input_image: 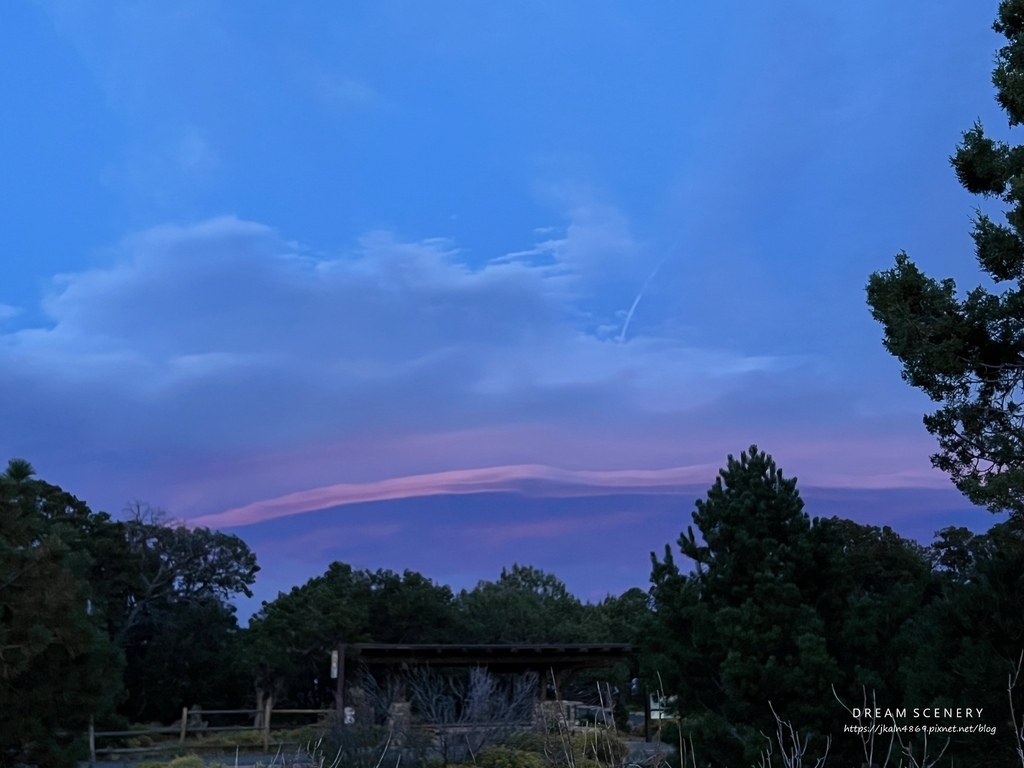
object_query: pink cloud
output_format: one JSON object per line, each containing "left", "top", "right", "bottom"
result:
{"left": 187, "top": 463, "right": 717, "bottom": 529}
{"left": 187, "top": 451, "right": 952, "bottom": 532}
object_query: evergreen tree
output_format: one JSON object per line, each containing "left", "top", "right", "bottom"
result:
{"left": 824, "top": 518, "right": 935, "bottom": 701}
{"left": 867, "top": 0, "right": 1024, "bottom": 517}
{"left": 244, "top": 563, "right": 456, "bottom": 709}
{"left": 0, "top": 460, "right": 124, "bottom": 768}
{"left": 456, "top": 564, "right": 589, "bottom": 644}
{"left": 650, "top": 447, "right": 839, "bottom": 765}
{"left": 900, "top": 522, "right": 1024, "bottom": 767}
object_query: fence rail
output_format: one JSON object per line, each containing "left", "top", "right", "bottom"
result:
{"left": 89, "top": 706, "right": 332, "bottom": 764}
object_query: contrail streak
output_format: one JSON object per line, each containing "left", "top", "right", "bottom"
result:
{"left": 618, "top": 255, "right": 668, "bottom": 344}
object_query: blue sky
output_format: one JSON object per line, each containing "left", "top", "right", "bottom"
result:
{"left": 1, "top": 1, "right": 1011, "bottom": 614}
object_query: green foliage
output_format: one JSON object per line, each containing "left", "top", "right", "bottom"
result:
{"left": 0, "top": 455, "right": 260, "bottom": 759}
{"left": 672, "top": 448, "right": 838, "bottom": 728}
{"left": 586, "top": 585, "right": 653, "bottom": 706}
{"left": 867, "top": 0, "right": 1024, "bottom": 517}
{"left": 205, "top": 729, "right": 264, "bottom": 747}
{"left": 899, "top": 521, "right": 1024, "bottom": 767}
{"left": 454, "top": 566, "right": 632, "bottom": 706}
{"left": 0, "top": 459, "right": 125, "bottom": 768}
{"left": 246, "top": 558, "right": 634, "bottom": 710}
{"left": 369, "top": 567, "right": 457, "bottom": 643}
{"left": 643, "top": 444, "right": 1024, "bottom": 766}
{"left": 318, "top": 718, "right": 391, "bottom": 768}
{"left": 647, "top": 447, "right": 944, "bottom": 767}
{"left": 485, "top": 728, "right": 626, "bottom": 768}
{"left": 501, "top": 731, "right": 547, "bottom": 754}
{"left": 568, "top": 729, "right": 628, "bottom": 765}
{"left": 111, "top": 505, "right": 258, "bottom": 722}
{"left": 862, "top": 7, "right": 1024, "bottom": 750}
{"left": 822, "top": 519, "right": 936, "bottom": 698}
{"left": 478, "top": 745, "right": 546, "bottom": 768}
{"left": 166, "top": 755, "right": 209, "bottom": 768}
{"left": 130, "top": 756, "right": 228, "bottom": 768}
{"left": 246, "top": 564, "right": 456, "bottom": 707}
{"left": 456, "top": 564, "right": 590, "bottom": 643}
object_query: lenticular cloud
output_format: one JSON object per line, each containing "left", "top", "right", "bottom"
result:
{"left": 188, "top": 462, "right": 719, "bottom": 529}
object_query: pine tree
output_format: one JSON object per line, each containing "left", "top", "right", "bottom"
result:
{"left": 0, "top": 460, "right": 124, "bottom": 768}
{"left": 867, "top": 0, "right": 1024, "bottom": 517}
{"left": 652, "top": 447, "right": 838, "bottom": 765}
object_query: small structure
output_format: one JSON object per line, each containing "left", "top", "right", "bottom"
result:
{"left": 334, "top": 643, "right": 637, "bottom": 736}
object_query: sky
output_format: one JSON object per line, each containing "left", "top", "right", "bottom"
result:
{"left": 1, "top": 1, "right": 1015, "bottom": 616}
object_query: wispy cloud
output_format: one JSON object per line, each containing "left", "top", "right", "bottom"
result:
{"left": 188, "top": 463, "right": 716, "bottom": 529}
{"left": 188, "top": 455, "right": 953, "bottom": 532}
{"left": 0, "top": 214, "right": 782, "bottom": 487}
{"left": 0, "top": 212, "right": 938, "bottom": 522}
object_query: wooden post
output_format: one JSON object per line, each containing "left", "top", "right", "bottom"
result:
{"left": 338, "top": 644, "right": 345, "bottom": 712}
{"left": 88, "top": 716, "right": 96, "bottom": 766}
{"left": 261, "top": 697, "right": 272, "bottom": 753}
{"left": 180, "top": 707, "right": 188, "bottom": 744}
{"left": 643, "top": 689, "right": 651, "bottom": 743}
{"left": 334, "top": 643, "right": 346, "bottom": 714}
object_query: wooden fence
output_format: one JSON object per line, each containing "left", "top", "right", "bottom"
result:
{"left": 89, "top": 705, "right": 332, "bottom": 764}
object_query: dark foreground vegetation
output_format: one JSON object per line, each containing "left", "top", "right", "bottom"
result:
{"left": 3, "top": 443, "right": 1024, "bottom": 768}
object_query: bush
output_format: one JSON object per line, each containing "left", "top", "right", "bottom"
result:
{"left": 501, "top": 730, "right": 546, "bottom": 754}
{"left": 205, "top": 729, "right": 262, "bottom": 747}
{"left": 274, "top": 725, "right": 321, "bottom": 747}
{"left": 478, "top": 745, "right": 546, "bottom": 768}
{"left": 318, "top": 721, "right": 391, "bottom": 768}
{"left": 168, "top": 755, "right": 209, "bottom": 768}
{"left": 569, "top": 729, "right": 628, "bottom": 765}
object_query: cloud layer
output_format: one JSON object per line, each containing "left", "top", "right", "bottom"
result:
{"left": 1, "top": 213, "right": 826, "bottom": 517}
{"left": 188, "top": 463, "right": 717, "bottom": 528}
{"left": 190, "top": 457, "right": 953, "bottom": 532}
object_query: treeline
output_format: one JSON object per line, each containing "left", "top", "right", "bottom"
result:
{"left": 0, "top": 458, "right": 642, "bottom": 767}
{"left": 645, "top": 446, "right": 1024, "bottom": 768}
{"left": 0, "top": 459, "right": 258, "bottom": 767}
{"left": 244, "top": 559, "right": 648, "bottom": 716}
{"left": 3, "top": 447, "right": 1023, "bottom": 767}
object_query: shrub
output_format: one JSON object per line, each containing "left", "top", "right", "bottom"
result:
{"left": 317, "top": 721, "right": 391, "bottom": 768}
{"left": 273, "top": 725, "right": 321, "bottom": 747}
{"left": 478, "top": 745, "right": 546, "bottom": 768}
{"left": 569, "top": 729, "right": 628, "bottom": 765}
{"left": 168, "top": 755, "right": 209, "bottom": 768}
{"left": 204, "top": 728, "right": 263, "bottom": 747}
{"left": 501, "top": 730, "right": 546, "bottom": 754}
